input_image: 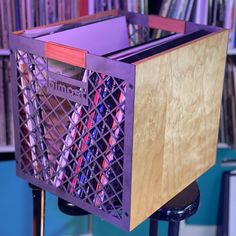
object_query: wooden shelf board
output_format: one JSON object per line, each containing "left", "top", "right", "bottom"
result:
{"left": 228, "top": 48, "right": 236, "bottom": 55}
{"left": 0, "top": 145, "right": 15, "bottom": 153}
{"left": 218, "top": 143, "right": 230, "bottom": 149}
{"left": 0, "top": 49, "right": 10, "bottom": 56}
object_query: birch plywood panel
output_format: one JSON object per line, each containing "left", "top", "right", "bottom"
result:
{"left": 130, "top": 30, "right": 228, "bottom": 230}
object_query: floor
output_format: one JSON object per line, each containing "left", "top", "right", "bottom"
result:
{"left": 80, "top": 220, "right": 217, "bottom": 236}
{"left": 179, "top": 222, "right": 216, "bottom": 236}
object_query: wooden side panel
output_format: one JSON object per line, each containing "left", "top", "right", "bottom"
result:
{"left": 45, "top": 42, "right": 87, "bottom": 68}
{"left": 130, "top": 30, "right": 228, "bottom": 230}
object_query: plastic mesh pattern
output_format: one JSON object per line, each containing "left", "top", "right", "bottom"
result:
{"left": 15, "top": 50, "right": 126, "bottom": 220}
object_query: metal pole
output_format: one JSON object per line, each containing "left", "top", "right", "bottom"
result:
{"left": 29, "top": 184, "right": 45, "bottom": 236}
{"left": 88, "top": 215, "right": 93, "bottom": 236}
{"left": 168, "top": 221, "right": 179, "bottom": 236}
{"left": 149, "top": 218, "right": 158, "bottom": 236}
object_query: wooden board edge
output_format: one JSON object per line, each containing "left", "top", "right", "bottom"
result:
{"left": 45, "top": 42, "right": 87, "bottom": 68}
{"left": 148, "top": 15, "right": 186, "bottom": 33}
{"left": 133, "top": 29, "right": 229, "bottom": 66}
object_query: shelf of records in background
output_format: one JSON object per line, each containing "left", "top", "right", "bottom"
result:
{"left": 0, "top": 0, "right": 148, "bottom": 149}
{"left": 0, "top": 0, "right": 143, "bottom": 150}
{"left": 1, "top": 0, "right": 236, "bottom": 151}
{"left": 219, "top": 57, "right": 236, "bottom": 150}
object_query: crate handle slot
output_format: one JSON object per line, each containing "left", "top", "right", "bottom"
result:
{"left": 45, "top": 42, "right": 87, "bottom": 68}
{"left": 148, "top": 15, "right": 186, "bottom": 33}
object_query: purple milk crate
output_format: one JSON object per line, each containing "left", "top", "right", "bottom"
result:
{"left": 9, "top": 10, "right": 226, "bottom": 230}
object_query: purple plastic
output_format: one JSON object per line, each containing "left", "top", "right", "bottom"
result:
{"left": 87, "top": 54, "right": 135, "bottom": 82}
{"left": 120, "top": 10, "right": 148, "bottom": 27}
{"left": 9, "top": 34, "right": 45, "bottom": 56}
{"left": 47, "top": 71, "right": 88, "bottom": 105}
{"left": 185, "top": 21, "right": 221, "bottom": 33}
{"left": 121, "top": 74, "right": 135, "bottom": 228}
{"left": 12, "top": 49, "right": 133, "bottom": 229}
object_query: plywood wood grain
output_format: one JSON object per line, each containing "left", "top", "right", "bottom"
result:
{"left": 45, "top": 42, "right": 87, "bottom": 68}
{"left": 130, "top": 30, "right": 228, "bottom": 230}
{"left": 148, "top": 15, "right": 186, "bottom": 33}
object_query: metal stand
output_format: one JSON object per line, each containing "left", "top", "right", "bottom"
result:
{"left": 29, "top": 183, "right": 45, "bottom": 236}
{"left": 149, "top": 218, "right": 158, "bottom": 236}
{"left": 149, "top": 181, "right": 200, "bottom": 236}
{"left": 88, "top": 215, "right": 93, "bottom": 235}
{"left": 58, "top": 198, "right": 92, "bottom": 235}
{"left": 167, "top": 222, "right": 180, "bottom": 236}
{"left": 27, "top": 181, "right": 198, "bottom": 236}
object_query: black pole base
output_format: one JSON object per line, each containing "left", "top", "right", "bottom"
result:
{"left": 58, "top": 198, "right": 89, "bottom": 216}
